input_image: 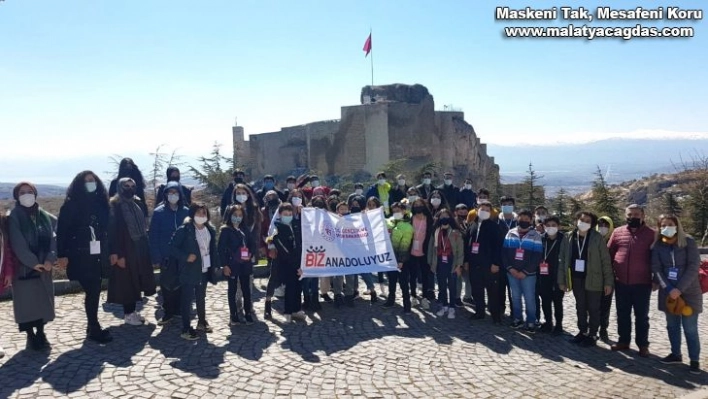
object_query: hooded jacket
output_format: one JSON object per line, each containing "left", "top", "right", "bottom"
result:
{"left": 169, "top": 217, "right": 218, "bottom": 286}
{"left": 387, "top": 215, "right": 414, "bottom": 264}
{"left": 155, "top": 167, "right": 192, "bottom": 208}
{"left": 149, "top": 182, "right": 189, "bottom": 265}
{"left": 597, "top": 216, "right": 615, "bottom": 242}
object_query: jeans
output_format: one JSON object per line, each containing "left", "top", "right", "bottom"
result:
{"left": 470, "top": 266, "right": 501, "bottom": 321}
{"left": 302, "top": 277, "right": 319, "bottom": 297}
{"left": 78, "top": 278, "right": 102, "bottom": 330}
{"left": 436, "top": 256, "right": 457, "bottom": 307}
{"left": 499, "top": 268, "right": 513, "bottom": 316}
{"left": 666, "top": 312, "right": 701, "bottom": 362}
{"left": 332, "top": 276, "right": 345, "bottom": 296}
{"left": 572, "top": 276, "right": 602, "bottom": 336}
{"left": 227, "top": 271, "right": 252, "bottom": 317}
{"left": 181, "top": 273, "right": 208, "bottom": 332}
{"left": 360, "top": 273, "right": 375, "bottom": 291}
{"left": 507, "top": 272, "right": 537, "bottom": 325}
{"left": 456, "top": 268, "right": 471, "bottom": 299}
{"left": 615, "top": 282, "right": 651, "bottom": 347}
{"left": 386, "top": 270, "right": 411, "bottom": 310}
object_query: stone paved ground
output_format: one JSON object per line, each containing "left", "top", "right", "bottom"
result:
{"left": 0, "top": 277, "right": 707, "bottom": 399}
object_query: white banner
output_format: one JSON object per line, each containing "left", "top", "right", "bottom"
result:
{"left": 300, "top": 207, "right": 399, "bottom": 277}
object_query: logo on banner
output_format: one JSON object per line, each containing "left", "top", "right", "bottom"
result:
{"left": 321, "top": 221, "right": 336, "bottom": 242}
{"left": 319, "top": 220, "right": 370, "bottom": 240}
{"left": 305, "top": 246, "right": 327, "bottom": 267}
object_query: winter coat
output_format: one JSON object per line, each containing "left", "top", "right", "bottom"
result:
{"left": 597, "top": 216, "right": 615, "bottom": 242}
{"left": 56, "top": 196, "right": 110, "bottom": 282}
{"left": 389, "top": 185, "right": 409, "bottom": 205}
{"left": 273, "top": 220, "right": 302, "bottom": 277}
{"left": 558, "top": 229, "right": 614, "bottom": 292}
{"left": 437, "top": 184, "right": 459, "bottom": 208}
{"left": 387, "top": 216, "right": 414, "bottom": 264}
{"left": 8, "top": 205, "right": 56, "bottom": 325}
{"left": 537, "top": 232, "right": 565, "bottom": 292}
{"left": 218, "top": 225, "right": 258, "bottom": 275}
{"left": 149, "top": 203, "right": 189, "bottom": 265}
{"left": 410, "top": 213, "right": 434, "bottom": 259}
{"left": 107, "top": 198, "right": 156, "bottom": 305}
{"left": 608, "top": 224, "right": 655, "bottom": 285}
{"left": 502, "top": 227, "right": 543, "bottom": 276}
{"left": 0, "top": 231, "right": 17, "bottom": 296}
{"left": 458, "top": 188, "right": 477, "bottom": 209}
{"left": 463, "top": 219, "right": 503, "bottom": 271}
{"left": 427, "top": 228, "right": 464, "bottom": 273}
{"left": 109, "top": 179, "right": 147, "bottom": 217}
{"left": 415, "top": 183, "right": 434, "bottom": 201}
{"left": 169, "top": 219, "right": 218, "bottom": 286}
{"left": 652, "top": 237, "right": 703, "bottom": 314}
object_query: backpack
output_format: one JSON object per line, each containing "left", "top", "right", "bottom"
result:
{"left": 699, "top": 259, "right": 708, "bottom": 294}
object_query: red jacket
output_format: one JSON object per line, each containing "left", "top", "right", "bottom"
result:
{"left": 608, "top": 224, "right": 655, "bottom": 285}
{"left": 0, "top": 232, "right": 16, "bottom": 295}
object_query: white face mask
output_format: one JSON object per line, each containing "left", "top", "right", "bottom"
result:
{"left": 398, "top": 179, "right": 406, "bottom": 186}
{"left": 194, "top": 216, "right": 208, "bottom": 226}
{"left": 378, "top": 179, "right": 386, "bottom": 186}
{"left": 85, "top": 182, "right": 97, "bottom": 193}
{"left": 545, "top": 226, "right": 559, "bottom": 236}
{"left": 423, "top": 178, "right": 431, "bottom": 185}
{"left": 478, "top": 210, "right": 491, "bottom": 221}
{"left": 311, "top": 180, "right": 320, "bottom": 187}
{"left": 598, "top": 227, "right": 609, "bottom": 236}
{"left": 235, "top": 194, "right": 248, "bottom": 204}
{"left": 444, "top": 179, "right": 453, "bottom": 186}
{"left": 661, "top": 226, "right": 677, "bottom": 238}
{"left": 19, "top": 193, "right": 36, "bottom": 208}
{"left": 577, "top": 221, "right": 591, "bottom": 232}
{"left": 407, "top": 195, "right": 418, "bottom": 203}
{"left": 287, "top": 183, "right": 295, "bottom": 190}
{"left": 291, "top": 197, "right": 303, "bottom": 207}
{"left": 430, "top": 198, "right": 441, "bottom": 207}
{"left": 355, "top": 189, "right": 363, "bottom": 195}
{"left": 536, "top": 214, "right": 547, "bottom": 222}
{"left": 393, "top": 212, "right": 403, "bottom": 220}
{"left": 464, "top": 184, "right": 472, "bottom": 190}
{"left": 167, "top": 194, "right": 180, "bottom": 204}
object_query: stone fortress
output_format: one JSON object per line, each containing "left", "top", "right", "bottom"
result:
{"left": 232, "top": 84, "right": 498, "bottom": 185}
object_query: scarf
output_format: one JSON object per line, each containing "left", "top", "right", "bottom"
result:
{"left": 117, "top": 178, "right": 147, "bottom": 242}
{"left": 15, "top": 204, "right": 52, "bottom": 257}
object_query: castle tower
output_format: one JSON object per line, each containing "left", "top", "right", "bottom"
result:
{"left": 232, "top": 120, "right": 249, "bottom": 169}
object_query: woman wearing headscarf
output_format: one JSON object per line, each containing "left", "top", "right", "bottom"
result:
{"left": 108, "top": 158, "right": 148, "bottom": 217}
{"left": 0, "top": 214, "right": 18, "bottom": 357}
{"left": 8, "top": 182, "right": 57, "bottom": 350}
{"left": 107, "top": 177, "right": 156, "bottom": 326}
{"left": 56, "top": 171, "right": 113, "bottom": 343}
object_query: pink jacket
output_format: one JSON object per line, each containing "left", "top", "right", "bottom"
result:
{"left": 0, "top": 232, "right": 16, "bottom": 295}
{"left": 608, "top": 224, "right": 655, "bottom": 285}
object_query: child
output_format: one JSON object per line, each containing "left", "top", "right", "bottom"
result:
{"left": 427, "top": 209, "right": 464, "bottom": 319}
{"left": 271, "top": 203, "right": 304, "bottom": 323}
{"left": 219, "top": 204, "right": 257, "bottom": 325}
{"left": 383, "top": 202, "right": 413, "bottom": 313}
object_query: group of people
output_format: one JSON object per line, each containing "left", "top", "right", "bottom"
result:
{"left": 0, "top": 161, "right": 702, "bottom": 376}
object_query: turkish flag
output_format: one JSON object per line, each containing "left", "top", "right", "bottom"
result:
{"left": 363, "top": 33, "right": 372, "bottom": 57}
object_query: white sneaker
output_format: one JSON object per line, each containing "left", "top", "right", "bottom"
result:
{"left": 284, "top": 314, "right": 293, "bottom": 323}
{"left": 421, "top": 298, "right": 431, "bottom": 310}
{"left": 124, "top": 313, "right": 143, "bottom": 326}
{"left": 292, "top": 311, "right": 306, "bottom": 320}
{"left": 136, "top": 311, "right": 145, "bottom": 323}
{"left": 379, "top": 283, "right": 387, "bottom": 297}
{"left": 274, "top": 285, "right": 285, "bottom": 297}
{"left": 412, "top": 297, "right": 419, "bottom": 307}
{"left": 447, "top": 308, "right": 456, "bottom": 319}
{"left": 436, "top": 306, "right": 448, "bottom": 317}
{"left": 0, "top": 345, "right": 5, "bottom": 359}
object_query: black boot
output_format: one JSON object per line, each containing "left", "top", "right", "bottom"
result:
{"left": 87, "top": 326, "right": 113, "bottom": 344}
{"left": 334, "top": 294, "right": 344, "bottom": 308}
{"left": 302, "top": 295, "right": 311, "bottom": 311}
{"left": 35, "top": 326, "right": 50, "bottom": 349}
{"left": 344, "top": 295, "right": 356, "bottom": 308}
{"left": 26, "top": 331, "right": 41, "bottom": 351}
{"left": 370, "top": 290, "right": 378, "bottom": 304}
{"left": 310, "top": 295, "right": 322, "bottom": 311}
{"left": 264, "top": 300, "right": 273, "bottom": 320}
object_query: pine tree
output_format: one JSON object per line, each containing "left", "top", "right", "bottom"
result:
{"left": 189, "top": 142, "right": 235, "bottom": 196}
{"left": 521, "top": 162, "right": 545, "bottom": 211}
{"left": 553, "top": 187, "right": 571, "bottom": 226}
{"left": 660, "top": 192, "right": 682, "bottom": 216}
{"left": 591, "top": 165, "right": 621, "bottom": 224}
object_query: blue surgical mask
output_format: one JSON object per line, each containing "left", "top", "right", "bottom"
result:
{"left": 85, "top": 182, "right": 97, "bottom": 193}
{"left": 231, "top": 216, "right": 242, "bottom": 225}
{"left": 264, "top": 181, "right": 274, "bottom": 189}
{"left": 282, "top": 215, "right": 293, "bottom": 224}
{"left": 502, "top": 205, "right": 514, "bottom": 214}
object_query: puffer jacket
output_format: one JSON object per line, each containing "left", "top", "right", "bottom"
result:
{"left": 608, "top": 224, "right": 655, "bottom": 285}
{"left": 387, "top": 216, "right": 413, "bottom": 264}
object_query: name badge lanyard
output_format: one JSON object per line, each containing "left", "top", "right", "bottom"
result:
{"left": 544, "top": 239, "right": 558, "bottom": 263}
{"left": 576, "top": 234, "right": 588, "bottom": 260}
{"left": 196, "top": 229, "right": 210, "bottom": 258}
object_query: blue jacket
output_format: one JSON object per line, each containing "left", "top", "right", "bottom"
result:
{"left": 502, "top": 228, "right": 544, "bottom": 275}
{"left": 149, "top": 182, "right": 189, "bottom": 264}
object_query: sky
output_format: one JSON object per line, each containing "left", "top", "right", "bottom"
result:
{"left": 0, "top": 0, "right": 706, "bottom": 183}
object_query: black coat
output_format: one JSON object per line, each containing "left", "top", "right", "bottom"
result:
{"left": 56, "top": 197, "right": 110, "bottom": 282}
{"left": 389, "top": 185, "right": 408, "bottom": 205}
{"left": 437, "top": 184, "right": 460, "bottom": 208}
{"left": 109, "top": 179, "right": 147, "bottom": 217}
{"left": 218, "top": 225, "right": 258, "bottom": 275}
{"left": 463, "top": 219, "right": 503, "bottom": 269}
{"left": 273, "top": 220, "right": 302, "bottom": 277}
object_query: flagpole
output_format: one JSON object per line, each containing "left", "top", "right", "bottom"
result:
{"left": 369, "top": 28, "right": 374, "bottom": 88}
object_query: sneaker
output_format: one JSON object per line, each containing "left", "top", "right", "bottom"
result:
{"left": 690, "top": 361, "right": 701, "bottom": 374}
{"left": 124, "top": 313, "right": 143, "bottom": 326}
{"left": 157, "top": 314, "right": 173, "bottom": 326}
{"left": 378, "top": 283, "right": 387, "bottom": 297}
{"left": 230, "top": 315, "right": 241, "bottom": 326}
{"left": 284, "top": 314, "right": 293, "bottom": 323}
{"left": 421, "top": 298, "right": 431, "bottom": 310}
{"left": 244, "top": 313, "right": 254, "bottom": 325}
{"left": 510, "top": 320, "right": 524, "bottom": 329}
{"left": 411, "top": 297, "right": 419, "bottom": 307}
{"left": 660, "top": 354, "right": 683, "bottom": 364}
{"left": 534, "top": 320, "right": 542, "bottom": 328}
{"left": 382, "top": 300, "right": 395, "bottom": 308}
{"left": 436, "top": 307, "right": 448, "bottom": 317}
{"left": 525, "top": 324, "right": 536, "bottom": 334}
{"left": 462, "top": 297, "right": 474, "bottom": 305}
{"left": 321, "top": 293, "right": 334, "bottom": 303}
{"left": 580, "top": 336, "right": 598, "bottom": 347}
{"left": 196, "top": 322, "right": 213, "bottom": 333}
{"left": 599, "top": 329, "right": 609, "bottom": 342}
{"left": 135, "top": 311, "right": 146, "bottom": 323}
{"left": 454, "top": 298, "right": 463, "bottom": 308}
{"left": 274, "top": 285, "right": 285, "bottom": 298}
{"left": 447, "top": 308, "right": 456, "bottom": 319}
{"left": 292, "top": 311, "right": 306, "bottom": 320}
{"left": 571, "top": 333, "right": 586, "bottom": 344}
{"left": 180, "top": 328, "right": 199, "bottom": 341}
{"left": 87, "top": 328, "right": 113, "bottom": 344}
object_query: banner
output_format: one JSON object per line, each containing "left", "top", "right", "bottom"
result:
{"left": 300, "top": 207, "right": 398, "bottom": 277}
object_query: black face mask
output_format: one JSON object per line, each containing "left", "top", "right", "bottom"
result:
{"left": 234, "top": 177, "right": 244, "bottom": 183}
{"left": 412, "top": 206, "right": 426, "bottom": 214}
{"left": 350, "top": 206, "right": 361, "bottom": 213}
{"left": 267, "top": 198, "right": 279, "bottom": 207}
{"left": 518, "top": 221, "right": 532, "bottom": 229}
{"left": 439, "top": 217, "right": 451, "bottom": 226}
{"left": 313, "top": 202, "right": 326, "bottom": 209}
{"left": 169, "top": 174, "right": 180, "bottom": 182}
{"left": 627, "top": 217, "right": 642, "bottom": 228}
{"left": 121, "top": 188, "right": 135, "bottom": 199}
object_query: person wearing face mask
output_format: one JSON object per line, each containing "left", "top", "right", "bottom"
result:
{"left": 342, "top": 196, "right": 377, "bottom": 304}
{"left": 466, "top": 188, "right": 499, "bottom": 224}
{"left": 408, "top": 198, "right": 435, "bottom": 309}
{"left": 107, "top": 178, "right": 155, "bottom": 326}
{"left": 220, "top": 169, "right": 254, "bottom": 216}
{"left": 219, "top": 204, "right": 258, "bottom": 326}
{"left": 415, "top": 171, "right": 435, "bottom": 201}
{"left": 458, "top": 178, "right": 477, "bottom": 210}
{"left": 463, "top": 201, "right": 504, "bottom": 323}
{"left": 149, "top": 181, "right": 189, "bottom": 326}
{"left": 271, "top": 204, "right": 305, "bottom": 323}
{"left": 536, "top": 216, "right": 566, "bottom": 335}
{"left": 651, "top": 215, "right": 702, "bottom": 374}
{"left": 428, "top": 210, "right": 464, "bottom": 319}
{"left": 155, "top": 166, "right": 193, "bottom": 209}
{"left": 607, "top": 204, "right": 656, "bottom": 356}
{"left": 8, "top": 182, "right": 57, "bottom": 351}
{"left": 382, "top": 202, "right": 414, "bottom": 313}
{"left": 427, "top": 190, "right": 448, "bottom": 215}
{"left": 558, "top": 211, "right": 613, "bottom": 348}
{"left": 501, "top": 210, "right": 543, "bottom": 333}
{"left": 406, "top": 187, "right": 420, "bottom": 205}
{"left": 365, "top": 172, "right": 392, "bottom": 216}
{"left": 169, "top": 203, "right": 218, "bottom": 340}
{"left": 349, "top": 183, "right": 365, "bottom": 201}
{"left": 301, "top": 174, "right": 330, "bottom": 202}
{"left": 229, "top": 184, "right": 262, "bottom": 317}
{"left": 56, "top": 171, "right": 113, "bottom": 343}
{"left": 453, "top": 204, "right": 472, "bottom": 306}
{"left": 497, "top": 196, "right": 517, "bottom": 318}
{"left": 256, "top": 175, "right": 284, "bottom": 208}
{"left": 437, "top": 172, "right": 459, "bottom": 209}
{"left": 596, "top": 216, "right": 615, "bottom": 341}
{"left": 534, "top": 206, "right": 549, "bottom": 234}
{"left": 108, "top": 158, "right": 148, "bottom": 217}
{"left": 282, "top": 176, "right": 297, "bottom": 201}
{"left": 389, "top": 174, "right": 409, "bottom": 206}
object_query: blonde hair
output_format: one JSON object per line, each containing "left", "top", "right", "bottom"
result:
{"left": 654, "top": 214, "right": 688, "bottom": 248}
